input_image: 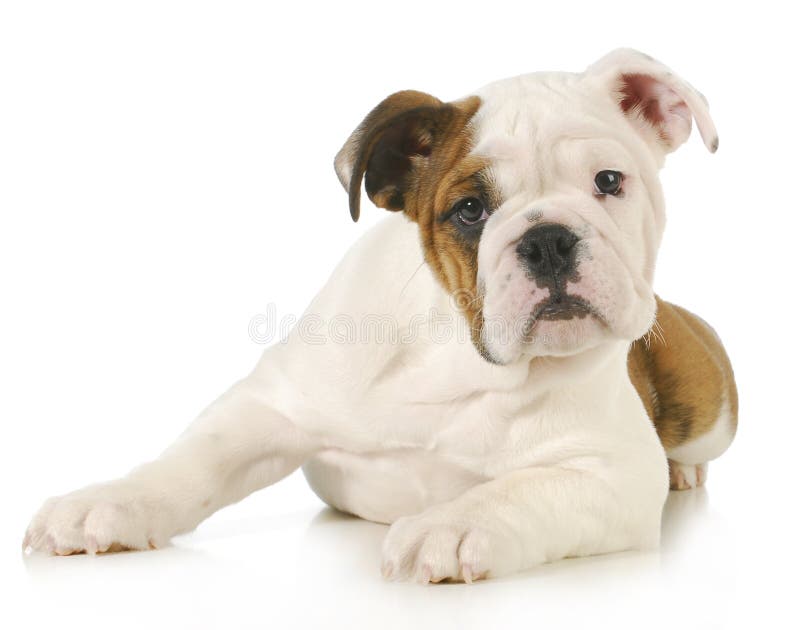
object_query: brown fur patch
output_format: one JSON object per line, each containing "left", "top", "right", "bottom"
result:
{"left": 337, "top": 93, "right": 488, "bottom": 332}
{"left": 628, "top": 296, "right": 738, "bottom": 451}
{"left": 412, "top": 151, "right": 493, "bottom": 341}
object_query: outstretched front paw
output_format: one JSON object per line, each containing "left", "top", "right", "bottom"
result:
{"left": 381, "top": 509, "right": 518, "bottom": 583}
{"left": 23, "top": 482, "right": 172, "bottom": 556}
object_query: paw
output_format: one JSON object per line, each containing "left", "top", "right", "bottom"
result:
{"left": 669, "top": 460, "right": 708, "bottom": 490}
{"left": 23, "top": 482, "right": 172, "bottom": 556}
{"left": 381, "top": 510, "right": 516, "bottom": 583}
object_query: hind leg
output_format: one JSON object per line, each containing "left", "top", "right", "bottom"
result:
{"left": 665, "top": 403, "right": 735, "bottom": 491}
{"left": 668, "top": 460, "right": 708, "bottom": 490}
{"left": 628, "top": 298, "right": 738, "bottom": 492}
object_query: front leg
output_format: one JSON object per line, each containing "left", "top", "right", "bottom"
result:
{"left": 382, "top": 462, "right": 667, "bottom": 583}
{"left": 24, "top": 378, "right": 318, "bottom": 555}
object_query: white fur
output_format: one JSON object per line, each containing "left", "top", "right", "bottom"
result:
{"left": 25, "top": 50, "right": 719, "bottom": 582}
{"left": 473, "top": 70, "right": 665, "bottom": 363}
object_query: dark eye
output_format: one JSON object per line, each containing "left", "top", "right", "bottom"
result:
{"left": 454, "top": 197, "right": 489, "bottom": 225}
{"left": 594, "top": 170, "right": 624, "bottom": 196}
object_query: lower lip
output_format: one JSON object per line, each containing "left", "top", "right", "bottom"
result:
{"left": 535, "top": 302, "right": 592, "bottom": 321}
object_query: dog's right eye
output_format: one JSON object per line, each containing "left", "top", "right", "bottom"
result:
{"left": 454, "top": 197, "right": 489, "bottom": 226}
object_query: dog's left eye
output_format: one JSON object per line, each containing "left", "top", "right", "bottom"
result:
{"left": 594, "top": 170, "right": 624, "bottom": 196}
{"left": 454, "top": 197, "right": 489, "bottom": 226}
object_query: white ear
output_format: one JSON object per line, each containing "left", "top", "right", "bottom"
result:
{"left": 585, "top": 48, "right": 718, "bottom": 154}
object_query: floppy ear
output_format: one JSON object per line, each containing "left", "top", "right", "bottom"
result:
{"left": 585, "top": 48, "right": 718, "bottom": 155}
{"left": 335, "top": 90, "right": 476, "bottom": 222}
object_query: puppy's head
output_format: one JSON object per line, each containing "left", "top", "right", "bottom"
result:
{"left": 335, "top": 49, "right": 718, "bottom": 364}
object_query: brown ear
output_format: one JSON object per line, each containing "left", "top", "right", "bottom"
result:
{"left": 335, "top": 90, "right": 473, "bottom": 222}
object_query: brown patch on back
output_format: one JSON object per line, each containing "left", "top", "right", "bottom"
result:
{"left": 628, "top": 296, "right": 738, "bottom": 451}
{"left": 336, "top": 92, "right": 490, "bottom": 333}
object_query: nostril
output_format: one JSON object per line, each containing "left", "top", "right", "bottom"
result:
{"left": 555, "top": 235, "right": 576, "bottom": 257}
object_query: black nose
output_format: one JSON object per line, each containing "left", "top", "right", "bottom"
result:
{"left": 516, "top": 224, "right": 579, "bottom": 287}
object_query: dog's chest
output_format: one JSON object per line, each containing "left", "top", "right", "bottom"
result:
{"left": 301, "top": 399, "right": 544, "bottom": 524}
{"left": 302, "top": 382, "right": 605, "bottom": 525}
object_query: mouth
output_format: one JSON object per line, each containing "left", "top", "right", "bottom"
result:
{"left": 477, "top": 293, "right": 608, "bottom": 364}
{"left": 524, "top": 295, "right": 601, "bottom": 332}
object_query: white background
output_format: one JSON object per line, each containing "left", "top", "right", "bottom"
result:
{"left": 1, "top": 1, "right": 797, "bottom": 628}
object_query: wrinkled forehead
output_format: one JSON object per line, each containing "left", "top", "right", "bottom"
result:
{"left": 468, "top": 71, "right": 632, "bottom": 197}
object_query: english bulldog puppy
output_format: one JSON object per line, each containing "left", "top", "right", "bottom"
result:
{"left": 24, "top": 49, "right": 737, "bottom": 583}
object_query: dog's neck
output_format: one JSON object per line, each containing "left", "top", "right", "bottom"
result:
{"left": 501, "top": 338, "right": 631, "bottom": 398}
